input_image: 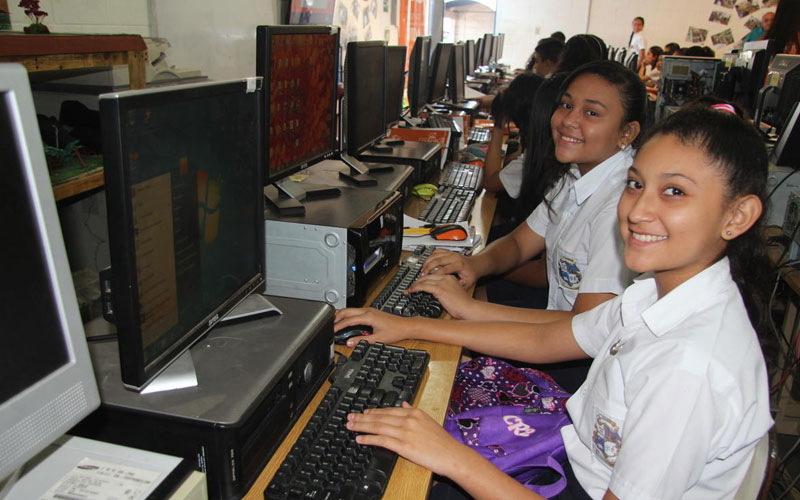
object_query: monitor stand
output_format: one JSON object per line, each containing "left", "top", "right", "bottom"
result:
{"left": 339, "top": 153, "right": 392, "bottom": 186}
{"left": 141, "top": 294, "right": 282, "bottom": 395}
{"left": 264, "top": 178, "right": 341, "bottom": 216}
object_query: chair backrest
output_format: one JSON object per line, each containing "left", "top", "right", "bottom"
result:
{"left": 615, "top": 48, "right": 626, "bottom": 63}
{"left": 733, "top": 429, "right": 777, "bottom": 500}
{"left": 626, "top": 52, "right": 639, "bottom": 72}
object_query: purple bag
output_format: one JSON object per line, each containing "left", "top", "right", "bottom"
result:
{"left": 445, "top": 357, "right": 572, "bottom": 498}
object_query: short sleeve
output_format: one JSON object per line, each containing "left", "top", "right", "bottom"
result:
{"left": 499, "top": 158, "right": 523, "bottom": 199}
{"left": 526, "top": 199, "right": 548, "bottom": 237}
{"left": 571, "top": 297, "right": 620, "bottom": 358}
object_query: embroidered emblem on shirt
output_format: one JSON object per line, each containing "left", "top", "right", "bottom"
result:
{"left": 592, "top": 413, "right": 622, "bottom": 467}
{"left": 558, "top": 256, "right": 582, "bottom": 290}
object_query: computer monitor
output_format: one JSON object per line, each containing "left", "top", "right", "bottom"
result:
{"left": 449, "top": 43, "right": 466, "bottom": 103}
{"left": 407, "top": 35, "right": 431, "bottom": 118}
{"left": 465, "top": 39, "right": 476, "bottom": 75}
{"left": 0, "top": 64, "right": 101, "bottom": 481}
{"left": 773, "top": 102, "right": 800, "bottom": 169}
{"left": 481, "top": 34, "right": 494, "bottom": 66}
{"left": 256, "top": 25, "right": 340, "bottom": 211}
{"left": 733, "top": 39, "right": 778, "bottom": 115}
{"left": 428, "top": 42, "right": 454, "bottom": 103}
{"left": 346, "top": 40, "right": 387, "bottom": 156}
{"left": 496, "top": 33, "right": 505, "bottom": 61}
{"left": 385, "top": 45, "right": 407, "bottom": 128}
{"left": 475, "top": 37, "right": 484, "bottom": 69}
{"left": 100, "top": 79, "right": 266, "bottom": 392}
{"left": 757, "top": 54, "right": 800, "bottom": 133}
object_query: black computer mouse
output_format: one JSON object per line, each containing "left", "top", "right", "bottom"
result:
{"left": 334, "top": 324, "right": 373, "bottom": 344}
{"left": 429, "top": 224, "right": 468, "bottom": 241}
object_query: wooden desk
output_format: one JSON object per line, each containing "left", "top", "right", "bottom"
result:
{"left": 244, "top": 188, "right": 497, "bottom": 500}
{"left": 0, "top": 33, "right": 148, "bottom": 202}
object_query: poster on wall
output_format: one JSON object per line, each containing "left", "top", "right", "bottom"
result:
{"left": 711, "top": 28, "right": 735, "bottom": 47}
{"left": 709, "top": 10, "right": 731, "bottom": 25}
{"left": 686, "top": 27, "right": 709, "bottom": 43}
{"left": 289, "top": 0, "right": 335, "bottom": 25}
{"left": 734, "top": 1, "right": 759, "bottom": 19}
{"left": 713, "top": 0, "right": 736, "bottom": 8}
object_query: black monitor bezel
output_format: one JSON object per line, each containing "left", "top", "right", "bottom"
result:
{"left": 385, "top": 45, "right": 408, "bottom": 128}
{"left": 408, "top": 35, "right": 431, "bottom": 118}
{"left": 465, "top": 39, "right": 475, "bottom": 75}
{"left": 346, "top": 40, "right": 388, "bottom": 155}
{"left": 101, "top": 79, "right": 266, "bottom": 391}
{"left": 481, "top": 34, "right": 494, "bottom": 66}
{"left": 496, "top": 33, "right": 505, "bottom": 60}
{"left": 256, "top": 24, "right": 340, "bottom": 184}
{"left": 774, "top": 102, "right": 800, "bottom": 168}
{"left": 429, "top": 42, "right": 454, "bottom": 103}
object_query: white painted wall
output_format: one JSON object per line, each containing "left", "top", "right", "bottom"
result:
{"left": 495, "top": 0, "right": 591, "bottom": 71}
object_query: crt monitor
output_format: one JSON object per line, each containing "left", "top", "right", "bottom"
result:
{"left": 407, "top": 35, "right": 431, "bottom": 118}
{"left": 428, "top": 42, "right": 454, "bottom": 103}
{"left": 256, "top": 25, "right": 340, "bottom": 203}
{"left": 345, "top": 40, "right": 387, "bottom": 156}
{"left": 385, "top": 45, "right": 407, "bottom": 128}
{"left": 449, "top": 43, "right": 466, "bottom": 103}
{"left": 465, "top": 39, "right": 476, "bottom": 75}
{"left": 0, "top": 63, "right": 101, "bottom": 480}
{"left": 100, "top": 78, "right": 266, "bottom": 391}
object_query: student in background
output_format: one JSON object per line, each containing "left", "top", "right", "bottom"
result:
{"left": 664, "top": 42, "right": 681, "bottom": 55}
{"left": 338, "top": 106, "right": 773, "bottom": 500}
{"left": 627, "top": 16, "right": 647, "bottom": 71}
{"left": 638, "top": 45, "right": 662, "bottom": 81}
{"left": 745, "top": 11, "right": 775, "bottom": 42}
{"left": 525, "top": 38, "right": 564, "bottom": 77}
{"left": 554, "top": 34, "right": 607, "bottom": 74}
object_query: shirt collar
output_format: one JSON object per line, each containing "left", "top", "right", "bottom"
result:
{"left": 572, "top": 150, "right": 631, "bottom": 205}
{"left": 620, "top": 257, "right": 735, "bottom": 337}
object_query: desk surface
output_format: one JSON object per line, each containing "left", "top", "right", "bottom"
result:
{"left": 243, "top": 184, "right": 496, "bottom": 500}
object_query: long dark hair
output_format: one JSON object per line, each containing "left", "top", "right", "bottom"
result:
{"left": 642, "top": 106, "right": 770, "bottom": 331}
{"left": 554, "top": 34, "right": 606, "bottom": 74}
{"left": 515, "top": 73, "right": 567, "bottom": 223}
{"left": 765, "top": 0, "right": 800, "bottom": 53}
{"left": 490, "top": 72, "right": 545, "bottom": 141}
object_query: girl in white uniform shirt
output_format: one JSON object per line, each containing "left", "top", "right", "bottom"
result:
{"left": 404, "top": 60, "right": 644, "bottom": 327}
{"left": 335, "top": 105, "right": 772, "bottom": 499}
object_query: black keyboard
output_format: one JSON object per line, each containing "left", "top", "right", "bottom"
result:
{"left": 264, "top": 340, "right": 430, "bottom": 500}
{"left": 371, "top": 246, "right": 443, "bottom": 318}
{"left": 468, "top": 127, "right": 491, "bottom": 143}
{"left": 419, "top": 186, "right": 475, "bottom": 224}
{"left": 426, "top": 114, "right": 462, "bottom": 136}
{"left": 440, "top": 161, "right": 484, "bottom": 191}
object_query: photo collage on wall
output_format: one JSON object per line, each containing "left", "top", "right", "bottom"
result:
{"left": 691, "top": 0, "right": 776, "bottom": 51}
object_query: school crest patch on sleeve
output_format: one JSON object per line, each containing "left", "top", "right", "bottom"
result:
{"left": 558, "top": 256, "right": 582, "bottom": 290}
{"left": 592, "top": 413, "right": 621, "bottom": 467}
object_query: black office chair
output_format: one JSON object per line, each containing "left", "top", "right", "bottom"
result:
{"left": 615, "top": 48, "right": 626, "bottom": 63}
{"left": 626, "top": 52, "right": 639, "bottom": 72}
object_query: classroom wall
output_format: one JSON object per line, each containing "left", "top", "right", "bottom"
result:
{"left": 495, "top": 0, "right": 590, "bottom": 71}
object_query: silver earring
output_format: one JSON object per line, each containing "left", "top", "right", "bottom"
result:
{"left": 726, "top": 231, "right": 732, "bottom": 236}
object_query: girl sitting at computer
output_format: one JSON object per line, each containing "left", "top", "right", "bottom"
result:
{"left": 337, "top": 105, "right": 773, "bottom": 499}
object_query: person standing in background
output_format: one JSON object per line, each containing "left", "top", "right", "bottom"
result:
{"left": 628, "top": 17, "right": 647, "bottom": 71}
{"left": 744, "top": 11, "right": 775, "bottom": 42}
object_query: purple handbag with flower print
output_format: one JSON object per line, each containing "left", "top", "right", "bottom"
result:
{"left": 444, "top": 357, "right": 572, "bottom": 498}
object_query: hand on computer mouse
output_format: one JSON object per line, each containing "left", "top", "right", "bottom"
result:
{"left": 407, "top": 274, "right": 475, "bottom": 320}
{"left": 333, "top": 324, "right": 373, "bottom": 345}
{"left": 333, "top": 308, "right": 412, "bottom": 347}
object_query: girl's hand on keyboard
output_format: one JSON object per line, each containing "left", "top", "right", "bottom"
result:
{"left": 347, "top": 402, "right": 467, "bottom": 478}
{"left": 420, "top": 249, "right": 478, "bottom": 288}
{"left": 334, "top": 307, "right": 414, "bottom": 347}
{"left": 407, "top": 274, "right": 474, "bottom": 320}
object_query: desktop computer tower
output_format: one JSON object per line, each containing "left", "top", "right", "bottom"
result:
{"left": 358, "top": 140, "right": 442, "bottom": 185}
{"left": 74, "top": 296, "right": 335, "bottom": 500}
{"left": 264, "top": 186, "right": 403, "bottom": 309}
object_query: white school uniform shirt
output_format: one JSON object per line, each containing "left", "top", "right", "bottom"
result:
{"left": 629, "top": 31, "right": 647, "bottom": 55}
{"left": 498, "top": 154, "right": 524, "bottom": 199}
{"left": 526, "top": 150, "right": 636, "bottom": 311}
{"left": 563, "top": 257, "right": 773, "bottom": 500}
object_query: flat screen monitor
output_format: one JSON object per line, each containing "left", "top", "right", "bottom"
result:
{"left": 407, "top": 35, "right": 431, "bottom": 118}
{"left": 475, "top": 37, "right": 484, "bottom": 69}
{"left": 496, "top": 33, "right": 505, "bottom": 61}
{"left": 765, "top": 55, "right": 800, "bottom": 134}
{"left": 429, "top": 42, "right": 454, "bottom": 103}
{"left": 481, "top": 34, "right": 494, "bottom": 66}
{"left": 346, "top": 40, "right": 387, "bottom": 155}
{"left": 449, "top": 43, "right": 466, "bottom": 103}
{"left": 773, "top": 102, "right": 800, "bottom": 169}
{"left": 100, "top": 79, "right": 265, "bottom": 391}
{"left": 0, "top": 64, "right": 100, "bottom": 480}
{"left": 385, "top": 45, "right": 407, "bottom": 128}
{"left": 734, "top": 39, "right": 778, "bottom": 114}
{"left": 256, "top": 25, "right": 339, "bottom": 183}
{"left": 465, "top": 39, "right": 475, "bottom": 75}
